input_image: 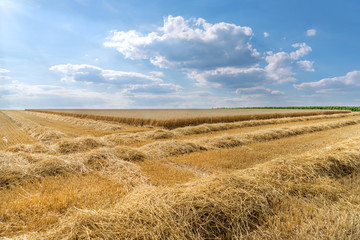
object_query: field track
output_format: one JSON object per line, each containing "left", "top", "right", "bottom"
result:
{"left": 1, "top": 110, "right": 360, "bottom": 239}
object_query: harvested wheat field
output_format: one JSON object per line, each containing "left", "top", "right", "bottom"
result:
{"left": 1, "top": 109, "right": 360, "bottom": 239}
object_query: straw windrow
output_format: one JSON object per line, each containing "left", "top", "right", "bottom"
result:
{"left": 26, "top": 136, "right": 360, "bottom": 239}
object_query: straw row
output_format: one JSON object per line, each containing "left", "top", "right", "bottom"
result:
{"left": 102, "top": 112, "right": 359, "bottom": 145}
{"left": 3, "top": 111, "right": 68, "bottom": 144}
{"left": 140, "top": 117, "right": 360, "bottom": 159}
{"left": 8, "top": 115, "right": 360, "bottom": 159}
{"left": 25, "top": 111, "right": 123, "bottom": 131}
{"left": 29, "top": 135, "right": 360, "bottom": 239}
{"left": 0, "top": 147, "right": 147, "bottom": 189}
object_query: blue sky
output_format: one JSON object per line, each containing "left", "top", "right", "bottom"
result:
{"left": 1, "top": 0, "right": 360, "bottom": 109}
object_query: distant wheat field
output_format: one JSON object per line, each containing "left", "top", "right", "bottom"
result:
{"left": 27, "top": 108, "right": 350, "bottom": 128}
{"left": 30, "top": 108, "right": 339, "bottom": 119}
{"left": 1, "top": 109, "right": 360, "bottom": 239}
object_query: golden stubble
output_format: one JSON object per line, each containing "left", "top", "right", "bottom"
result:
{"left": 1, "top": 110, "right": 360, "bottom": 239}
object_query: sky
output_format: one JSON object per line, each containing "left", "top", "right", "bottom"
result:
{"left": 1, "top": 0, "right": 360, "bottom": 109}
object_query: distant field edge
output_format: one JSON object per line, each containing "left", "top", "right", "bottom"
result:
{"left": 25, "top": 109, "right": 351, "bottom": 129}
{"left": 227, "top": 106, "right": 360, "bottom": 111}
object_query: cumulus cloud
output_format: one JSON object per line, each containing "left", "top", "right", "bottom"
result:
{"left": 289, "top": 43, "right": 312, "bottom": 60}
{"left": 104, "top": 15, "right": 314, "bottom": 93}
{"left": 188, "top": 42, "right": 313, "bottom": 88}
{"left": 297, "top": 60, "right": 314, "bottom": 72}
{"left": 50, "top": 64, "right": 181, "bottom": 94}
{"left": 104, "top": 15, "right": 260, "bottom": 70}
{"left": 306, "top": 29, "right": 316, "bottom": 36}
{"left": 50, "top": 64, "right": 161, "bottom": 84}
{"left": 264, "top": 52, "right": 295, "bottom": 82}
{"left": 294, "top": 70, "right": 360, "bottom": 93}
{"left": 264, "top": 43, "right": 312, "bottom": 83}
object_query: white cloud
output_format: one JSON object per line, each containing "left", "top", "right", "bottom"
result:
{"left": 149, "top": 71, "right": 165, "bottom": 77}
{"left": 297, "top": 60, "right": 314, "bottom": 72}
{"left": 264, "top": 43, "right": 312, "bottom": 83}
{"left": 0, "top": 68, "right": 10, "bottom": 73}
{"left": 103, "top": 15, "right": 314, "bottom": 95}
{"left": 294, "top": 70, "right": 360, "bottom": 92}
{"left": 104, "top": 15, "right": 260, "bottom": 70}
{"left": 236, "top": 86, "right": 284, "bottom": 96}
{"left": 50, "top": 64, "right": 161, "bottom": 84}
{"left": 264, "top": 52, "right": 295, "bottom": 83}
{"left": 124, "top": 83, "right": 182, "bottom": 94}
{"left": 306, "top": 29, "right": 316, "bottom": 36}
{"left": 0, "top": 68, "right": 11, "bottom": 81}
{"left": 289, "top": 43, "right": 312, "bottom": 60}
{"left": 188, "top": 67, "right": 267, "bottom": 88}
{"left": 50, "top": 64, "right": 181, "bottom": 94}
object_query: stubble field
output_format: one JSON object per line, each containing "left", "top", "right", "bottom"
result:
{"left": 1, "top": 109, "right": 360, "bottom": 239}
